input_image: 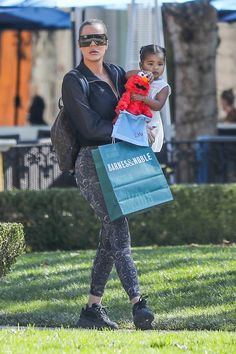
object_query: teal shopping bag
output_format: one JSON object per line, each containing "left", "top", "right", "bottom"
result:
{"left": 92, "top": 142, "right": 173, "bottom": 221}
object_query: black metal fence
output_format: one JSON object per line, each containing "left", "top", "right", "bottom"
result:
{"left": 159, "top": 138, "right": 236, "bottom": 184}
{"left": 2, "top": 143, "right": 76, "bottom": 190}
{"left": 2, "top": 139, "right": 236, "bottom": 190}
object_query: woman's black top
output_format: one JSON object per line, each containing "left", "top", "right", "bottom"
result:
{"left": 62, "top": 60, "right": 126, "bottom": 147}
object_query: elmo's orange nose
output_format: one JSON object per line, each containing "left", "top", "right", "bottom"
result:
{"left": 141, "top": 76, "right": 149, "bottom": 84}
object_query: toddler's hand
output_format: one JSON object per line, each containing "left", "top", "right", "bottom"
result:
{"left": 131, "top": 93, "right": 144, "bottom": 101}
{"left": 147, "top": 126, "right": 155, "bottom": 145}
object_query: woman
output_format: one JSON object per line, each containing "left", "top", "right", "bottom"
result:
{"left": 62, "top": 19, "right": 154, "bottom": 330}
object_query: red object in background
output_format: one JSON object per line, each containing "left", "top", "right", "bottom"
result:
{"left": 0, "top": 31, "right": 31, "bottom": 126}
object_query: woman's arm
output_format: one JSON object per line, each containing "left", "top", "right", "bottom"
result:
{"left": 132, "top": 86, "right": 170, "bottom": 111}
{"left": 62, "top": 73, "right": 113, "bottom": 141}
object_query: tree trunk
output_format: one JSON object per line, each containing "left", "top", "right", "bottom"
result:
{"left": 163, "top": 0, "right": 218, "bottom": 140}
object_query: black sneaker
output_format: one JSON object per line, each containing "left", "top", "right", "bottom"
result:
{"left": 76, "top": 303, "right": 118, "bottom": 330}
{"left": 132, "top": 295, "right": 154, "bottom": 330}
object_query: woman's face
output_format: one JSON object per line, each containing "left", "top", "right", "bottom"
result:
{"left": 79, "top": 24, "right": 108, "bottom": 63}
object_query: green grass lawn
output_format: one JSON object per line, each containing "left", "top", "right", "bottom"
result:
{"left": 0, "top": 245, "right": 235, "bottom": 332}
{"left": 0, "top": 328, "right": 235, "bottom": 354}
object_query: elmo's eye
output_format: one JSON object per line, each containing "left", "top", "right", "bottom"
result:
{"left": 138, "top": 71, "right": 145, "bottom": 77}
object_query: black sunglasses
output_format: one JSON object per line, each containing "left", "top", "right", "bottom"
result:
{"left": 79, "top": 34, "right": 108, "bottom": 47}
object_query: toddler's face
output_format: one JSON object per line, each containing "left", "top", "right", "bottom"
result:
{"left": 141, "top": 53, "right": 165, "bottom": 80}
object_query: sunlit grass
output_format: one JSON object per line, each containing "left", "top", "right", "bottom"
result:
{"left": 0, "top": 328, "right": 235, "bottom": 354}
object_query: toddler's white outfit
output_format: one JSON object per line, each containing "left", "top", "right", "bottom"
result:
{"left": 147, "top": 78, "right": 171, "bottom": 152}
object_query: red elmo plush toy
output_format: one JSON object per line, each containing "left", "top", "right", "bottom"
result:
{"left": 115, "top": 72, "right": 152, "bottom": 119}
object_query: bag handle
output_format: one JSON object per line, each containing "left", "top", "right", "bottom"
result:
{"left": 58, "top": 97, "right": 63, "bottom": 110}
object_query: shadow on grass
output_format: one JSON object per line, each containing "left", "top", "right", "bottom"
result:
{"left": 0, "top": 269, "right": 91, "bottom": 302}
{"left": 14, "top": 251, "right": 95, "bottom": 271}
{"left": 0, "top": 306, "right": 235, "bottom": 331}
{"left": 106, "top": 271, "right": 235, "bottom": 311}
{"left": 132, "top": 245, "right": 235, "bottom": 257}
{"left": 154, "top": 309, "right": 236, "bottom": 331}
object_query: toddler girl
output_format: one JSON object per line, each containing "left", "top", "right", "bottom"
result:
{"left": 128, "top": 44, "right": 171, "bottom": 152}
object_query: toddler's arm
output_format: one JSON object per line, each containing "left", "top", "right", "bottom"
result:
{"left": 132, "top": 86, "right": 169, "bottom": 111}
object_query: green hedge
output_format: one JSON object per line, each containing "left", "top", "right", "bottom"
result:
{"left": 0, "top": 223, "right": 25, "bottom": 277}
{"left": 0, "top": 185, "right": 235, "bottom": 251}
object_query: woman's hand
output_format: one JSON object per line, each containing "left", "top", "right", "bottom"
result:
{"left": 147, "top": 126, "right": 155, "bottom": 145}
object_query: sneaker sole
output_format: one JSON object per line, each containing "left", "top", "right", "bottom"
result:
{"left": 133, "top": 312, "right": 154, "bottom": 330}
{"left": 76, "top": 317, "right": 118, "bottom": 330}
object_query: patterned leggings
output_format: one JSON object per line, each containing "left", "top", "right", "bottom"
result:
{"left": 75, "top": 146, "right": 140, "bottom": 300}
